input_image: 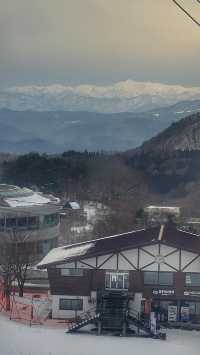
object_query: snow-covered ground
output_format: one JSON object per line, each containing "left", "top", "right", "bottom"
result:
{"left": 0, "top": 315, "right": 199, "bottom": 355}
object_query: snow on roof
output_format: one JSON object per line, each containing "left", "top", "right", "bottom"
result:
{"left": 5, "top": 192, "right": 54, "bottom": 207}
{"left": 64, "top": 201, "right": 80, "bottom": 209}
{"left": 145, "top": 206, "right": 180, "bottom": 212}
{"left": 70, "top": 224, "right": 93, "bottom": 233}
{"left": 37, "top": 228, "right": 146, "bottom": 268}
{"left": 69, "top": 202, "right": 80, "bottom": 210}
{"left": 37, "top": 242, "right": 94, "bottom": 267}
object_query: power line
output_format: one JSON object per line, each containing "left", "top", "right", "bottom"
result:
{"left": 171, "top": 0, "right": 200, "bottom": 27}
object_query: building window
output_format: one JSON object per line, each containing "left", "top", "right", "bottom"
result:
{"left": 44, "top": 214, "right": 59, "bottom": 226}
{"left": 105, "top": 272, "right": 129, "bottom": 290}
{"left": 6, "top": 218, "right": 17, "bottom": 228}
{"left": 188, "top": 302, "right": 200, "bottom": 317}
{"left": 17, "top": 217, "right": 27, "bottom": 228}
{"left": 59, "top": 298, "right": 83, "bottom": 311}
{"left": 27, "top": 216, "right": 38, "bottom": 228}
{"left": 144, "top": 271, "right": 173, "bottom": 286}
{"left": 0, "top": 219, "right": 5, "bottom": 229}
{"left": 61, "top": 268, "right": 84, "bottom": 277}
{"left": 185, "top": 273, "right": 200, "bottom": 287}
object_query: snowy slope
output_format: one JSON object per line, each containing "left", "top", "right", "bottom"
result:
{"left": 0, "top": 315, "right": 199, "bottom": 355}
{"left": 1, "top": 80, "right": 200, "bottom": 113}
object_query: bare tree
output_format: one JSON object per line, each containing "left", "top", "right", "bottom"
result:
{"left": 0, "top": 229, "right": 33, "bottom": 301}
{"left": 0, "top": 252, "right": 15, "bottom": 311}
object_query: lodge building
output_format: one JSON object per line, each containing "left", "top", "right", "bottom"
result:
{"left": 38, "top": 222, "right": 200, "bottom": 324}
{"left": 0, "top": 184, "right": 61, "bottom": 262}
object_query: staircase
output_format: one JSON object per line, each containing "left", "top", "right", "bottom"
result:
{"left": 66, "top": 295, "right": 166, "bottom": 339}
{"left": 66, "top": 307, "right": 100, "bottom": 333}
{"left": 99, "top": 292, "right": 128, "bottom": 330}
{"left": 127, "top": 309, "right": 153, "bottom": 336}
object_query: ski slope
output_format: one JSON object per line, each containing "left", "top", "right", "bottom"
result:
{"left": 0, "top": 315, "right": 199, "bottom": 355}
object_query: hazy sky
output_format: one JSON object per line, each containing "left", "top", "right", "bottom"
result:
{"left": 0, "top": 0, "right": 200, "bottom": 88}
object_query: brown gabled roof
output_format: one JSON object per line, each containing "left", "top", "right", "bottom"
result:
{"left": 37, "top": 223, "right": 200, "bottom": 269}
{"left": 162, "top": 224, "right": 200, "bottom": 253}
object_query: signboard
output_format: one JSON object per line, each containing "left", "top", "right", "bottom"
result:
{"left": 184, "top": 290, "right": 200, "bottom": 297}
{"left": 152, "top": 289, "right": 175, "bottom": 296}
{"left": 181, "top": 306, "right": 190, "bottom": 322}
{"left": 168, "top": 305, "right": 177, "bottom": 322}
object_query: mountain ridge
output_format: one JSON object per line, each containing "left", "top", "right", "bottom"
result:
{"left": 1, "top": 80, "right": 200, "bottom": 113}
{"left": 0, "top": 100, "right": 200, "bottom": 153}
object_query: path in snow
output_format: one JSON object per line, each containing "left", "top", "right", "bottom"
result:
{"left": 0, "top": 315, "right": 199, "bottom": 355}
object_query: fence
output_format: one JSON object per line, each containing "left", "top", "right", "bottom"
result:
{"left": 0, "top": 278, "right": 52, "bottom": 326}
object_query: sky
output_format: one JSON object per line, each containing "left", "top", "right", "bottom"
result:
{"left": 0, "top": 0, "right": 200, "bottom": 88}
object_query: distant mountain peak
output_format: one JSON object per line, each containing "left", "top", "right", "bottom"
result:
{"left": 1, "top": 80, "right": 200, "bottom": 113}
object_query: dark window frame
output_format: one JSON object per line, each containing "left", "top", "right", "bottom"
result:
{"left": 185, "top": 273, "right": 200, "bottom": 287}
{"left": 44, "top": 213, "right": 59, "bottom": 227}
{"left": 6, "top": 218, "right": 17, "bottom": 228}
{"left": 60, "top": 268, "right": 84, "bottom": 277}
{"left": 143, "top": 271, "right": 174, "bottom": 286}
{"left": 105, "top": 271, "right": 129, "bottom": 290}
{"left": 59, "top": 298, "right": 83, "bottom": 311}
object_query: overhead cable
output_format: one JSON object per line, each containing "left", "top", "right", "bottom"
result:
{"left": 171, "top": 0, "right": 200, "bottom": 27}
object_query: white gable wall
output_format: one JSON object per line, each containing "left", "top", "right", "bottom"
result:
{"left": 55, "top": 243, "right": 200, "bottom": 273}
{"left": 181, "top": 250, "right": 199, "bottom": 270}
{"left": 164, "top": 251, "right": 179, "bottom": 270}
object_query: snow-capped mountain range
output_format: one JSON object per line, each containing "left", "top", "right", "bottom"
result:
{"left": 1, "top": 80, "right": 200, "bottom": 113}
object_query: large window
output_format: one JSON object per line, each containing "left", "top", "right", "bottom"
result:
{"left": 61, "top": 268, "right": 84, "bottom": 277}
{"left": 59, "top": 298, "right": 83, "bottom": 311}
{"left": 105, "top": 272, "right": 129, "bottom": 290}
{"left": 185, "top": 273, "right": 200, "bottom": 287}
{"left": 144, "top": 272, "right": 174, "bottom": 286}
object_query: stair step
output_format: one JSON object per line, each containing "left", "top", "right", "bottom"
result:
{"left": 66, "top": 312, "right": 100, "bottom": 333}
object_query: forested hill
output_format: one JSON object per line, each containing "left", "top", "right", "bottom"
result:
{"left": 125, "top": 113, "right": 200, "bottom": 194}
{"left": 132, "top": 112, "right": 200, "bottom": 155}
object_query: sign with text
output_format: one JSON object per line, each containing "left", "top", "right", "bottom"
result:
{"left": 152, "top": 289, "right": 175, "bottom": 296}
{"left": 184, "top": 290, "right": 200, "bottom": 297}
{"left": 181, "top": 306, "right": 190, "bottom": 322}
{"left": 168, "top": 305, "right": 177, "bottom": 322}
